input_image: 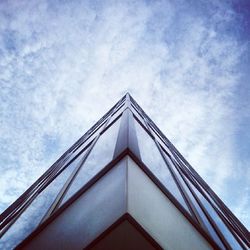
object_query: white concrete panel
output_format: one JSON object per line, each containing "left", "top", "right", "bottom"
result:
{"left": 127, "top": 157, "right": 212, "bottom": 250}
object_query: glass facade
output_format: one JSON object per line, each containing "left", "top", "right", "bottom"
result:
{"left": 0, "top": 150, "right": 87, "bottom": 249}
{"left": 134, "top": 119, "right": 191, "bottom": 214}
{"left": 23, "top": 159, "right": 127, "bottom": 250}
{"left": 60, "top": 117, "right": 120, "bottom": 206}
{"left": 127, "top": 157, "right": 213, "bottom": 250}
{"left": 0, "top": 93, "right": 249, "bottom": 250}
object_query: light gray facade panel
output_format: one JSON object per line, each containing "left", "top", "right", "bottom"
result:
{"left": 127, "top": 157, "right": 213, "bottom": 250}
{"left": 22, "top": 159, "right": 127, "bottom": 250}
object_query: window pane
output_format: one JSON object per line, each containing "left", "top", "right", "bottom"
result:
{"left": 107, "top": 105, "right": 123, "bottom": 126}
{"left": 176, "top": 171, "right": 226, "bottom": 249}
{"left": 150, "top": 127, "right": 172, "bottom": 155}
{"left": 70, "top": 118, "right": 108, "bottom": 160}
{"left": 134, "top": 120, "right": 190, "bottom": 214}
{"left": 164, "top": 156, "right": 225, "bottom": 248}
{"left": 185, "top": 176, "right": 242, "bottom": 249}
{"left": 22, "top": 159, "right": 127, "bottom": 250}
{"left": 0, "top": 153, "right": 86, "bottom": 249}
{"left": 131, "top": 105, "right": 146, "bottom": 126}
{"left": 60, "top": 118, "right": 120, "bottom": 206}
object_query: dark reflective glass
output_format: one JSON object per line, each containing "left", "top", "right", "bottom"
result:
{"left": 185, "top": 177, "right": 242, "bottom": 249}
{"left": 237, "top": 236, "right": 249, "bottom": 249}
{"left": 134, "top": 120, "right": 190, "bottom": 214}
{"left": 60, "top": 118, "right": 120, "bottom": 205}
{"left": 0, "top": 153, "right": 86, "bottom": 250}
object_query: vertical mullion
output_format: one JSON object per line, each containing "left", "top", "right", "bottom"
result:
{"left": 0, "top": 153, "right": 70, "bottom": 224}
{"left": 113, "top": 94, "right": 141, "bottom": 160}
{"left": 126, "top": 94, "right": 141, "bottom": 160}
{"left": 0, "top": 156, "right": 72, "bottom": 236}
{"left": 142, "top": 116, "right": 230, "bottom": 249}
{"left": 174, "top": 160, "right": 232, "bottom": 249}
{"left": 158, "top": 142, "right": 209, "bottom": 227}
{"left": 0, "top": 154, "right": 71, "bottom": 232}
{"left": 181, "top": 168, "right": 248, "bottom": 249}
{"left": 176, "top": 154, "right": 249, "bottom": 247}
{"left": 143, "top": 117, "right": 207, "bottom": 226}
{"left": 39, "top": 100, "right": 121, "bottom": 223}
{"left": 0, "top": 93, "right": 125, "bottom": 232}
{"left": 171, "top": 147, "right": 246, "bottom": 241}
{"left": 113, "top": 109, "right": 129, "bottom": 158}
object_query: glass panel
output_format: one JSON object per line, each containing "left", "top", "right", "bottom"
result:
{"left": 21, "top": 159, "right": 127, "bottom": 250}
{"left": 132, "top": 111, "right": 146, "bottom": 128}
{"left": 150, "top": 127, "right": 173, "bottom": 156}
{"left": 107, "top": 105, "right": 123, "bottom": 126}
{"left": 0, "top": 153, "right": 86, "bottom": 250}
{"left": 185, "top": 176, "right": 243, "bottom": 249}
{"left": 237, "top": 236, "right": 249, "bottom": 249}
{"left": 173, "top": 168, "right": 226, "bottom": 249}
{"left": 134, "top": 120, "right": 190, "bottom": 214}
{"left": 131, "top": 104, "right": 146, "bottom": 127}
{"left": 70, "top": 117, "right": 108, "bottom": 158}
{"left": 192, "top": 180, "right": 241, "bottom": 233}
{"left": 68, "top": 137, "right": 95, "bottom": 163}
{"left": 88, "top": 117, "right": 107, "bottom": 138}
{"left": 60, "top": 117, "right": 120, "bottom": 206}
{"left": 187, "top": 174, "right": 250, "bottom": 247}
{"left": 148, "top": 122, "right": 166, "bottom": 142}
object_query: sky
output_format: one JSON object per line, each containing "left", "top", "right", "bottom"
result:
{"left": 0, "top": 0, "right": 249, "bottom": 232}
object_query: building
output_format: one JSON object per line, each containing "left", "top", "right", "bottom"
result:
{"left": 0, "top": 93, "right": 249, "bottom": 249}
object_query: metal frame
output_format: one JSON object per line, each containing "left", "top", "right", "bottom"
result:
{"left": 1, "top": 93, "right": 249, "bottom": 250}
{"left": 84, "top": 213, "right": 163, "bottom": 250}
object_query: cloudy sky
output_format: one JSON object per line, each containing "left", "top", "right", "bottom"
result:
{"left": 0, "top": 0, "right": 249, "bottom": 231}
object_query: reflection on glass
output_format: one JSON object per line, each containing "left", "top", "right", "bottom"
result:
{"left": 131, "top": 105, "right": 146, "bottom": 126}
{"left": 151, "top": 128, "right": 172, "bottom": 155}
{"left": 107, "top": 105, "right": 123, "bottom": 126}
{"left": 0, "top": 153, "right": 86, "bottom": 250}
{"left": 134, "top": 120, "right": 190, "bottom": 213}
{"left": 60, "top": 118, "right": 120, "bottom": 206}
{"left": 177, "top": 172, "right": 226, "bottom": 249}
{"left": 186, "top": 177, "right": 242, "bottom": 249}
{"left": 68, "top": 137, "right": 95, "bottom": 165}
{"left": 70, "top": 119, "right": 108, "bottom": 160}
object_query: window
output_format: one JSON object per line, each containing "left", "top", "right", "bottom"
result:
{"left": 0, "top": 152, "right": 86, "bottom": 249}
{"left": 134, "top": 120, "right": 190, "bottom": 214}
{"left": 60, "top": 118, "right": 121, "bottom": 206}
